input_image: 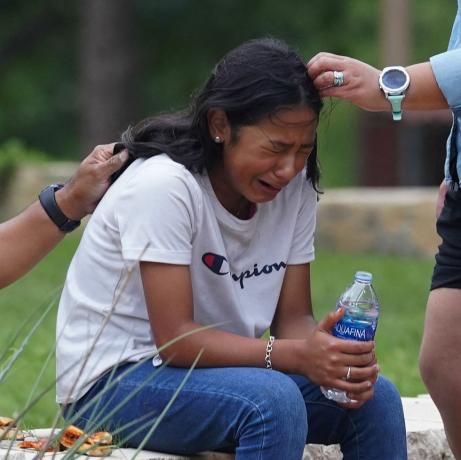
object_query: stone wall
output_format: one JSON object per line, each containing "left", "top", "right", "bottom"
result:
{"left": 1, "top": 163, "right": 441, "bottom": 258}
{"left": 0, "top": 162, "right": 78, "bottom": 220}
{"left": 316, "top": 187, "right": 440, "bottom": 258}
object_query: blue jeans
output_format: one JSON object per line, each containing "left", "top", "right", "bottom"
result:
{"left": 65, "top": 361, "right": 407, "bottom": 460}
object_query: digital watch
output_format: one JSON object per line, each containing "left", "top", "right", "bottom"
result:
{"left": 38, "top": 183, "right": 81, "bottom": 233}
{"left": 378, "top": 66, "right": 411, "bottom": 121}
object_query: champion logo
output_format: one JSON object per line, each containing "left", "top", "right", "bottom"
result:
{"left": 202, "top": 252, "right": 286, "bottom": 289}
{"left": 201, "top": 253, "right": 229, "bottom": 275}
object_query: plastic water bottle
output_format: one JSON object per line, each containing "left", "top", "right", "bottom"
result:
{"left": 320, "top": 271, "right": 380, "bottom": 403}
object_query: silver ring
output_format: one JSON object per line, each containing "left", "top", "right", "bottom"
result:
{"left": 346, "top": 365, "right": 352, "bottom": 381}
{"left": 333, "top": 70, "right": 344, "bottom": 87}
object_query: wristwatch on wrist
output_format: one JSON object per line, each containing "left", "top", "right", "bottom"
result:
{"left": 378, "top": 66, "right": 410, "bottom": 121}
{"left": 38, "top": 183, "right": 81, "bottom": 233}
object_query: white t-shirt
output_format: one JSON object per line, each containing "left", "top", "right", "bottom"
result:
{"left": 56, "top": 154, "right": 317, "bottom": 403}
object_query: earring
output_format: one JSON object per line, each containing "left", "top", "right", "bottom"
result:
{"left": 214, "top": 136, "right": 223, "bottom": 144}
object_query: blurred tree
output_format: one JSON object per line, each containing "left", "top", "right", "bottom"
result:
{"left": 80, "top": 0, "right": 138, "bottom": 155}
{"left": 0, "top": 1, "right": 79, "bottom": 157}
{"left": 134, "top": 0, "right": 351, "bottom": 118}
{"left": 380, "top": 0, "right": 410, "bottom": 66}
{"left": 357, "top": 0, "right": 456, "bottom": 187}
{"left": 0, "top": 0, "right": 455, "bottom": 185}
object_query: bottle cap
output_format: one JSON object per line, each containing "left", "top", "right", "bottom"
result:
{"left": 354, "top": 271, "right": 372, "bottom": 283}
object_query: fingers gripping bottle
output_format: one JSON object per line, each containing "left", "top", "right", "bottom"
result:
{"left": 320, "top": 271, "right": 380, "bottom": 403}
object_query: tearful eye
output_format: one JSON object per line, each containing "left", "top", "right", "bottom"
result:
{"left": 266, "top": 145, "right": 286, "bottom": 154}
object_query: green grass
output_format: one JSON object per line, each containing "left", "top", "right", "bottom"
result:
{"left": 318, "top": 100, "right": 359, "bottom": 188}
{"left": 0, "top": 233, "right": 433, "bottom": 426}
{"left": 0, "top": 232, "right": 81, "bottom": 428}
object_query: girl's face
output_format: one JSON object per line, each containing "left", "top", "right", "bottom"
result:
{"left": 209, "top": 106, "right": 318, "bottom": 214}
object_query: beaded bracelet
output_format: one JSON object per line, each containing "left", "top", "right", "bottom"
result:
{"left": 265, "top": 336, "right": 275, "bottom": 369}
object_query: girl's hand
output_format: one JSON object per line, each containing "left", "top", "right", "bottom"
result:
{"left": 298, "top": 308, "right": 379, "bottom": 406}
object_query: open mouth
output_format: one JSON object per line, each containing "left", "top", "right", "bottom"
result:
{"left": 258, "top": 179, "right": 281, "bottom": 193}
{"left": 259, "top": 179, "right": 282, "bottom": 195}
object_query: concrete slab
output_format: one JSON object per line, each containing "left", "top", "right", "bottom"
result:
{"left": 402, "top": 394, "right": 445, "bottom": 432}
{"left": 0, "top": 395, "right": 453, "bottom": 459}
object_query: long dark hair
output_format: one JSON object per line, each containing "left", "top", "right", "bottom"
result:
{"left": 113, "top": 38, "right": 323, "bottom": 190}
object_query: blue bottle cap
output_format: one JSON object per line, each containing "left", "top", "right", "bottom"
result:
{"left": 354, "top": 271, "right": 372, "bottom": 283}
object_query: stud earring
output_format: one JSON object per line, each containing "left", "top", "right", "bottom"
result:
{"left": 214, "top": 136, "right": 223, "bottom": 144}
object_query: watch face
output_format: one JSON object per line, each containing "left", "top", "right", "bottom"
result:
{"left": 381, "top": 68, "right": 408, "bottom": 91}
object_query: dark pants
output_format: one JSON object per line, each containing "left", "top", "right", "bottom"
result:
{"left": 432, "top": 187, "right": 461, "bottom": 290}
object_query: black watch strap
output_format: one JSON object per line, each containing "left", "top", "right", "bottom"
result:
{"left": 38, "top": 183, "right": 81, "bottom": 233}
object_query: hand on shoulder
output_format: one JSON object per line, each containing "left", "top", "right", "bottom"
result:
{"left": 56, "top": 143, "right": 128, "bottom": 220}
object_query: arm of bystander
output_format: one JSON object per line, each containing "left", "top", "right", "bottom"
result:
{"left": 0, "top": 143, "right": 127, "bottom": 288}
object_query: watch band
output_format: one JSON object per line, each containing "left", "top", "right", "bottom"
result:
{"left": 388, "top": 94, "right": 405, "bottom": 121}
{"left": 38, "top": 183, "right": 81, "bottom": 233}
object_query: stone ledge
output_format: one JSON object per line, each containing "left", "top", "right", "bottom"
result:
{"left": 0, "top": 162, "right": 78, "bottom": 220}
{"left": 0, "top": 164, "right": 442, "bottom": 259}
{"left": 1, "top": 396, "right": 453, "bottom": 460}
{"left": 316, "top": 187, "right": 440, "bottom": 258}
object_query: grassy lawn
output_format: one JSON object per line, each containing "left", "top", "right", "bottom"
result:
{"left": 0, "top": 232, "right": 81, "bottom": 428}
{"left": 0, "top": 231, "right": 433, "bottom": 426}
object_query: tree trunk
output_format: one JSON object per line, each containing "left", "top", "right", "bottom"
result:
{"left": 80, "top": 0, "right": 137, "bottom": 155}
{"left": 380, "top": 0, "right": 410, "bottom": 66}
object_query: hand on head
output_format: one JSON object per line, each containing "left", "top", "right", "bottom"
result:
{"left": 306, "top": 52, "right": 388, "bottom": 112}
{"left": 57, "top": 143, "right": 129, "bottom": 221}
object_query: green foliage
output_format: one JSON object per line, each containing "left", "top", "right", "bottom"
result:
{"left": 0, "top": 1, "right": 79, "bottom": 157}
{"left": 135, "top": 0, "right": 377, "bottom": 116}
{"left": 0, "top": 232, "right": 79, "bottom": 427}
{"left": 0, "top": 139, "right": 49, "bottom": 163}
{"left": 0, "top": 0, "right": 456, "bottom": 181}
{"left": 413, "top": 0, "right": 457, "bottom": 62}
{"left": 318, "top": 101, "right": 359, "bottom": 187}
{"left": 0, "top": 139, "right": 49, "bottom": 194}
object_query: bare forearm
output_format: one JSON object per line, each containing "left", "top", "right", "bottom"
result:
{"left": 0, "top": 187, "right": 84, "bottom": 288}
{"left": 0, "top": 201, "right": 65, "bottom": 288}
{"left": 307, "top": 54, "right": 448, "bottom": 112}
{"left": 0, "top": 143, "right": 127, "bottom": 289}
{"left": 404, "top": 63, "right": 448, "bottom": 110}
{"left": 158, "top": 322, "right": 303, "bottom": 374}
{"left": 271, "top": 315, "right": 317, "bottom": 340}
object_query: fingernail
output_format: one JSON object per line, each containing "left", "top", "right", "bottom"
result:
{"left": 119, "top": 150, "right": 129, "bottom": 162}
